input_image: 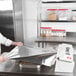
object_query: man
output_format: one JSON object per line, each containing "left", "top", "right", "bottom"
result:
{"left": 0, "top": 33, "right": 23, "bottom": 62}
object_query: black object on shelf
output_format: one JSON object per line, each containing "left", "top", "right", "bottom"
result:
{"left": 72, "top": 10, "right": 76, "bottom": 11}
{"left": 41, "top": 20, "right": 76, "bottom": 22}
{"left": 42, "top": 1, "right": 76, "bottom": 3}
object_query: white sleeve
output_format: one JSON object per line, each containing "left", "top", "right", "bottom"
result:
{"left": 0, "top": 33, "right": 13, "bottom": 46}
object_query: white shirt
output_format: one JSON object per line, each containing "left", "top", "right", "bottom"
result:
{"left": 0, "top": 33, "right": 13, "bottom": 46}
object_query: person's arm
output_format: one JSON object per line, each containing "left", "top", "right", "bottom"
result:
{"left": 0, "top": 33, "right": 23, "bottom": 46}
{"left": 0, "top": 33, "right": 23, "bottom": 62}
{"left": 0, "top": 33, "right": 12, "bottom": 46}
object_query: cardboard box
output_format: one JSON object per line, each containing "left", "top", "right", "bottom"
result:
{"left": 48, "top": 13, "right": 57, "bottom": 20}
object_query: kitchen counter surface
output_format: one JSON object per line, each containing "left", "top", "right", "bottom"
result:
{"left": 0, "top": 57, "right": 75, "bottom": 76}
{"left": 0, "top": 46, "right": 76, "bottom": 76}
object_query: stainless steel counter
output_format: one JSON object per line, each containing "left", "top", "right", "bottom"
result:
{"left": 0, "top": 56, "right": 75, "bottom": 76}
{"left": 0, "top": 46, "right": 76, "bottom": 76}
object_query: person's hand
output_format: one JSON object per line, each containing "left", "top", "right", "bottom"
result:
{"left": 12, "top": 42, "right": 23, "bottom": 46}
{"left": 0, "top": 56, "right": 7, "bottom": 62}
{"left": 16, "top": 42, "right": 23, "bottom": 46}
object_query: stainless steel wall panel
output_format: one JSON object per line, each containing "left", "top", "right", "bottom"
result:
{"left": 13, "top": 0, "right": 24, "bottom": 42}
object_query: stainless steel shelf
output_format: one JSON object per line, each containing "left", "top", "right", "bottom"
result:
{"left": 42, "top": 1, "right": 76, "bottom": 3}
{"left": 35, "top": 36, "right": 76, "bottom": 48}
